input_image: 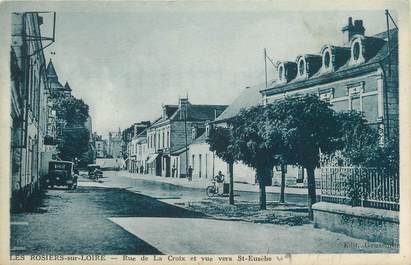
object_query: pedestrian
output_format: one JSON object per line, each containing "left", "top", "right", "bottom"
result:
{"left": 188, "top": 165, "right": 193, "bottom": 181}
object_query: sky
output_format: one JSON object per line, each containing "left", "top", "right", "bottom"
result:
{"left": 33, "top": 3, "right": 397, "bottom": 137}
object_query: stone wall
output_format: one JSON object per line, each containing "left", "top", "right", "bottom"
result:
{"left": 313, "top": 202, "right": 399, "bottom": 245}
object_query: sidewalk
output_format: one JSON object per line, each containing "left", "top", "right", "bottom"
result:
{"left": 113, "top": 170, "right": 321, "bottom": 196}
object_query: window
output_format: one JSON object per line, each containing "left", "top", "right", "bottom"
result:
{"left": 353, "top": 42, "right": 360, "bottom": 61}
{"left": 324, "top": 51, "right": 330, "bottom": 68}
{"left": 199, "top": 154, "right": 202, "bottom": 178}
{"left": 162, "top": 132, "right": 165, "bottom": 148}
{"left": 192, "top": 154, "right": 195, "bottom": 169}
{"left": 167, "top": 131, "right": 170, "bottom": 148}
{"left": 299, "top": 59, "right": 305, "bottom": 76}
{"left": 278, "top": 65, "right": 284, "bottom": 80}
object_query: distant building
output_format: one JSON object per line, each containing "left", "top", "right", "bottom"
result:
{"left": 46, "top": 59, "right": 72, "bottom": 97}
{"left": 93, "top": 133, "right": 108, "bottom": 158}
{"left": 146, "top": 97, "right": 227, "bottom": 177}
{"left": 108, "top": 129, "right": 123, "bottom": 158}
{"left": 129, "top": 129, "right": 148, "bottom": 173}
{"left": 123, "top": 121, "right": 150, "bottom": 170}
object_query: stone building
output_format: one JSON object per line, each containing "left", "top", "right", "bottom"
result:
{"left": 129, "top": 129, "right": 148, "bottom": 173}
{"left": 93, "top": 133, "right": 107, "bottom": 158}
{"left": 10, "top": 12, "right": 56, "bottom": 210}
{"left": 108, "top": 129, "right": 123, "bottom": 158}
{"left": 126, "top": 122, "right": 150, "bottom": 172}
{"left": 261, "top": 18, "right": 398, "bottom": 143}
{"left": 146, "top": 98, "right": 227, "bottom": 177}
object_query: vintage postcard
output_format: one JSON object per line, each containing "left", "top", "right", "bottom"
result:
{"left": 0, "top": 0, "right": 410, "bottom": 264}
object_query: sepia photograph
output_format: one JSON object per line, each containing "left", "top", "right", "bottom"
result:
{"left": 1, "top": 0, "right": 410, "bottom": 263}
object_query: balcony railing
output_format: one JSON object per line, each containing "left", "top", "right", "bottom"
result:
{"left": 320, "top": 166, "right": 399, "bottom": 211}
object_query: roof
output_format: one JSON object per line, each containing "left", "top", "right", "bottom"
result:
{"left": 170, "top": 104, "right": 228, "bottom": 122}
{"left": 46, "top": 59, "right": 58, "bottom": 78}
{"left": 262, "top": 29, "right": 397, "bottom": 96}
{"left": 171, "top": 146, "right": 188, "bottom": 155}
{"left": 63, "top": 81, "right": 72, "bottom": 91}
{"left": 191, "top": 132, "right": 208, "bottom": 145}
{"left": 213, "top": 83, "right": 265, "bottom": 122}
{"left": 165, "top": 105, "right": 179, "bottom": 118}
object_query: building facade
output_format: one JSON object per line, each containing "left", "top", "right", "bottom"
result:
{"left": 261, "top": 18, "right": 398, "bottom": 144}
{"left": 146, "top": 98, "right": 227, "bottom": 177}
{"left": 108, "top": 129, "right": 123, "bottom": 158}
{"left": 126, "top": 122, "right": 150, "bottom": 172}
{"left": 94, "top": 134, "right": 108, "bottom": 158}
{"left": 10, "top": 12, "right": 56, "bottom": 210}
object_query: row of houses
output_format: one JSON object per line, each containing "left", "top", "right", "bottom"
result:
{"left": 121, "top": 17, "right": 398, "bottom": 187}
{"left": 10, "top": 12, "right": 95, "bottom": 211}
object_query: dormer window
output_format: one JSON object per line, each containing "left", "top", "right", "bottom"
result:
{"left": 349, "top": 35, "right": 385, "bottom": 66}
{"left": 296, "top": 55, "right": 321, "bottom": 79}
{"left": 320, "top": 44, "right": 350, "bottom": 73}
{"left": 276, "top": 61, "right": 297, "bottom": 83}
{"left": 349, "top": 36, "right": 366, "bottom": 65}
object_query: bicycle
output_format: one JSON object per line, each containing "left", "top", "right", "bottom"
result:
{"left": 206, "top": 173, "right": 225, "bottom": 197}
{"left": 206, "top": 180, "right": 219, "bottom": 197}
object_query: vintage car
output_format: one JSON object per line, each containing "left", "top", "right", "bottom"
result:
{"left": 87, "top": 164, "right": 103, "bottom": 180}
{"left": 46, "top": 161, "right": 78, "bottom": 189}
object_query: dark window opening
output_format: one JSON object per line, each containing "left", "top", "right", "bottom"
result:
{"left": 353, "top": 42, "right": 360, "bottom": 61}
{"left": 299, "top": 59, "right": 305, "bottom": 76}
{"left": 324, "top": 51, "right": 330, "bottom": 68}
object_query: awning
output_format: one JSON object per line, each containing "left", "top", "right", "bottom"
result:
{"left": 146, "top": 154, "right": 159, "bottom": 164}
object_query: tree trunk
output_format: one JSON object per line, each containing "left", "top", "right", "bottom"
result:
{"left": 280, "top": 164, "right": 286, "bottom": 203}
{"left": 306, "top": 166, "right": 317, "bottom": 220}
{"left": 257, "top": 167, "right": 267, "bottom": 210}
{"left": 229, "top": 162, "right": 234, "bottom": 205}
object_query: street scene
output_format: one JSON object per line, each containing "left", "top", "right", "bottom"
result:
{"left": 7, "top": 2, "right": 401, "bottom": 256}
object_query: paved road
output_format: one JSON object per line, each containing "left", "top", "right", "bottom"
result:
{"left": 10, "top": 175, "right": 397, "bottom": 255}
{"left": 99, "top": 172, "right": 316, "bottom": 206}
{"left": 10, "top": 179, "right": 205, "bottom": 255}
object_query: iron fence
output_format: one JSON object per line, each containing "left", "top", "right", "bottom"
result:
{"left": 320, "top": 166, "right": 399, "bottom": 211}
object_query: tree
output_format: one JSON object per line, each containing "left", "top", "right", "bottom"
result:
{"left": 230, "top": 105, "right": 284, "bottom": 210}
{"left": 266, "top": 95, "right": 340, "bottom": 219}
{"left": 335, "top": 111, "right": 399, "bottom": 174}
{"left": 52, "top": 95, "right": 90, "bottom": 161}
{"left": 53, "top": 96, "right": 89, "bottom": 127}
{"left": 58, "top": 127, "right": 90, "bottom": 161}
{"left": 207, "top": 126, "right": 236, "bottom": 204}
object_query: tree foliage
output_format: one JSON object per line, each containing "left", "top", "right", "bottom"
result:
{"left": 53, "top": 96, "right": 89, "bottom": 127}
{"left": 207, "top": 126, "right": 235, "bottom": 164}
{"left": 52, "top": 95, "right": 91, "bottom": 161}
{"left": 207, "top": 125, "right": 237, "bottom": 204}
{"left": 58, "top": 127, "right": 90, "bottom": 161}
{"left": 336, "top": 111, "right": 399, "bottom": 174}
{"left": 266, "top": 95, "right": 339, "bottom": 169}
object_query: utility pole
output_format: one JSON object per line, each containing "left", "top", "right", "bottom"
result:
{"left": 385, "top": 9, "right": 391, "bottom": 78}
{"left": 184, "top": 102, "right": 189, "bottom": 180}
{"left": 264, "top": 48, "right": 268, "bottom": 89}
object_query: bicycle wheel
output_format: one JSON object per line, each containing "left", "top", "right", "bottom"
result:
{"left": 206, "top": 186, "right": 216, "bottom": 197}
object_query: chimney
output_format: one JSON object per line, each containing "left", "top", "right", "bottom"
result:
{"left": 179, "top": 97, "right": 190, "bottom": 119}
{"left": 342, "top": 17, "right": 365, "bottom": 42}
